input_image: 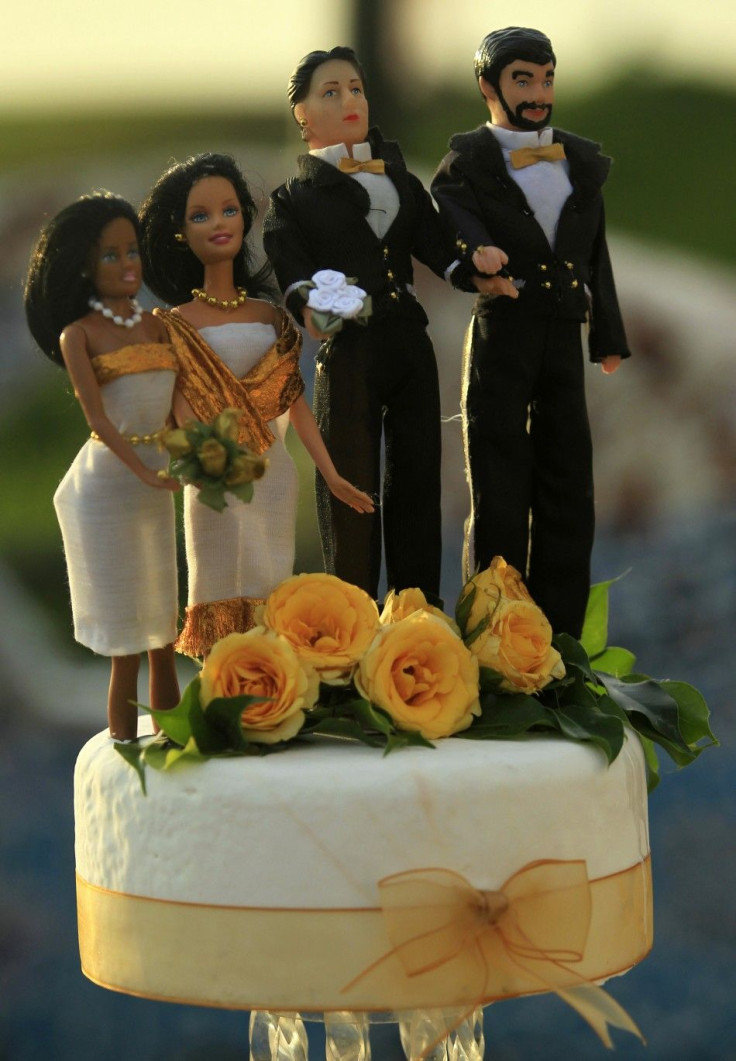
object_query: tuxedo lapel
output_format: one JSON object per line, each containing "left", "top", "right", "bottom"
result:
{"left": 296, "top": 152, "right": 371, "bottom": 216}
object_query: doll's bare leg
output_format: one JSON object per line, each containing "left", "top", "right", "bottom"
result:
{"left": 108, "top": 654, "right": 140, "bottom": 741}
{"left": 148, "top": 643, "right": 180, "bottom": 714}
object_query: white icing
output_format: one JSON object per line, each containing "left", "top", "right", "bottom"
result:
{"left": 74, "top": 725, "right": 650, "bottom": 908}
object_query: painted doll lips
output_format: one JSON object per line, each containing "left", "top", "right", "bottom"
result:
{"left": 209, "top": 233, "right": 232, "bottom": 244}
{"left": 343, "top": 114, "right": 359, "bottom": 122}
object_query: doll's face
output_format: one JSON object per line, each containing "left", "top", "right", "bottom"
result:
{"left": 481, "top": 60, "right": 555, "bottom": 131}
{"left": 92, "top": 216, "right": 141, "bottom": 301}
{"left": 182, "top": 176, "right": 245, "bottom": 265}
{"left": 294, "top": 59, "right": 369, "bottom": 150}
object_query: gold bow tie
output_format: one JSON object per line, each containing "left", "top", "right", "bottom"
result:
{"left": 509, "top": 143, "right": 566, "bottom": 170}
{"left": 337, "top": 156, "right": 386, "bottom": 175}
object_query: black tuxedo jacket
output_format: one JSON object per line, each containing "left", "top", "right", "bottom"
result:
{"left": 431, "top": 124, "right": 630, "bottom": 361}
{"left": 263, "top": 128, "right": 454, "bottom": 329}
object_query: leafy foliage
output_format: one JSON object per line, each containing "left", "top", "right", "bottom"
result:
{"left": 454, "top": 580, "right": 718, "bottom": 791}
{"left": 116, "top": 580, "right": 717, "bottom": 795}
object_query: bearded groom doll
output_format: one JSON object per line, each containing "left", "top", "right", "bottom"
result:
{"left": 432, "top": 27, "right": 630, "bottom": 638}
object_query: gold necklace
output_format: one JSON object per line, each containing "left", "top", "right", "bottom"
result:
{"left": 191, "top": 287, "right": 247, "bottom": 310}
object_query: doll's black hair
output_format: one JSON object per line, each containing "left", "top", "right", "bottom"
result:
{"left": 24, "top": 192, "right": 139, "bottom": 366}
{"left": 474, "top": 27, "right": 556, "bottom": 91}
{"left": 287, "top": 46, "right": 367, "bottom": 122}
{"left": 138, "top": 152, "right": 274, "bottom": 307}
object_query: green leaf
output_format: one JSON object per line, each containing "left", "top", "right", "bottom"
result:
{"left": 385, "top": 730, "right": 435, "bottom": 753}
{"left": 170, "top": 454, "right": 203, "bottom": 481}
{"left": 454, "top": 583, "right": 476, "bottom": 636}
{"left": 579, "top": 574, "right": 627, "bottom": 657}
{"left": 141, "top": 681, "right": 199, "bottom": 746}
{"left": 203, "top": 694, "right": 267, "bottom": 752}
{"left": 554, "top": 703, "right": 624, "bottom": 763}
{"left": 196, "top": 483, "right": 228, "bottom": 512}
{"left": 308, "top": 716, "right": 386, "bottom": 747}
{"left": 555, "top": 633, "right": 597, "bottom": 683}
{"left": 590, "top": 646, "right": 636, "bottom": 677}
{"left": 350, "top": 699, "right": 397, "bottom": 736}
{"left": 635, "top": 732, "right": 662, "bottom": 793}
{"left": 114, "top": 741, "right": 147, "bottom": 793}
{"left": 660, "top": 681, "right": 718, "bottom": 750}
{"left": 311, "top": 310, "right": 343, "bottom": 335}
{"left": 460, "top": 693, "right": 555, "bottom": 739}
{"left": 187, "top": 687, "right": 238, "bottom": 755}
{"left": 478, "top": 666, "right": 505, "bottom": 694}
{"left": 596, "top": 672, "right": 690, "bottom": 757}
{"left": 227, "top": 481, "right": 254, "bottom": 505}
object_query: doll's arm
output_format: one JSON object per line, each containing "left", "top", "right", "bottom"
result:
{"left": 263, "top": 186, "right": 319, "bottom": 326}
{"left": 587, "top": 204, "right": 631, "bottom": 364}
{"left": 60, "top": 324, "right": 179, "bottom": 492}
{"left": 288, "top": 395, "right": 374, "bottom": 514}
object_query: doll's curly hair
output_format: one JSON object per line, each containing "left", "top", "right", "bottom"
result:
{"left": 24, "top": 192, "right": 139, "bottom": 366}
{"left": 138, "top": 153, "right": 274, "bottom": 307}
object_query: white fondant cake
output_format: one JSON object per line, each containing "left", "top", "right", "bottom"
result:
{"left": 74, "top": 725, "right": 652, "bottom": 1012}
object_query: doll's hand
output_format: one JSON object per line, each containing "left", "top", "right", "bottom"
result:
{"left": 303, "top": 307, "right": 333, "bottom": 341}
{"left": 145, "top": 468, "right": 181, "bottom": 492}
{"left": 472, "top": 274, "right": 519, "bottom": 299}
{"left": 472, "top": 245, "right": 508, "bottom": 276}
{"left": 600, "top": 355, "right": 622, "bottom": 375}
{"left": 328, "top": 475, "right": 375, "bottom": 514}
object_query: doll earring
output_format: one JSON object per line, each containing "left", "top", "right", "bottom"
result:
{"left": 298, "top": 118, "right": 309, "bottom": 142}
{"left": 174, "top": 233, "right": 186, "bottom": 242}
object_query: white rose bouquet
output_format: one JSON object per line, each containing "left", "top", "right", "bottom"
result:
{"left": 299, "top": 269, "right": 372, "bottom": 335}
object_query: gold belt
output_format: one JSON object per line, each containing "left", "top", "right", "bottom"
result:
{"left": 90, "top": 427, "right": 167, "bottom": 446}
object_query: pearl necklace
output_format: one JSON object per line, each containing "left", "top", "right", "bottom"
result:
{"left": 191, "top": 287, "right": 247, "bottom": 310}
{"left": 88, "top": 297, "right": 143, "bottom": 329}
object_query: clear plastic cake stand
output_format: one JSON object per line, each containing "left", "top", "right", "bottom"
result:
{"left": 248, "top": 1007, "right": 485, "bottom": 1060}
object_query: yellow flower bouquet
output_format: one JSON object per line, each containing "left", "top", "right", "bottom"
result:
{"left": 118, "top": 563, "right": 716, "bottom": 794}
{"left": 162, "top": 408, "right": 267, "bottom": 512}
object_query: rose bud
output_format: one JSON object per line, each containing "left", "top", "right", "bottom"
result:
{"left": 197, "top": 437, "right": 228, "bottom": 477}
{"left": 162, "top": 428, "right": 193, "bottom": 458}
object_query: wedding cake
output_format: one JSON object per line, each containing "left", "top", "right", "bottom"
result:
{"left": 74, "top": 722, "right": 652, "bottom": 1012}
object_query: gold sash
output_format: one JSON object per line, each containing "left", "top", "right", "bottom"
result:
{"left": 77, "top": 857, "right": 652, "bottom": 1018}
{"left": 156, "top": 309, "right": 304, "bottom": 455}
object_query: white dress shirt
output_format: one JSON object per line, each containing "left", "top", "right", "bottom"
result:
{"left": 487, "top": 123, "right": 573, "bottom": 250}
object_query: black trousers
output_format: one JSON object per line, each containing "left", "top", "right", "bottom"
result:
{"left": 313, "top": 314, "right": 442, "bottom": 603}
{"left": 463, "top": 313, "right": 594, "bottom": 638}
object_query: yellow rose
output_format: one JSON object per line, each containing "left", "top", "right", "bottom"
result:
{"left": 380, "top": 587, "right": 459, "bottom": 633}
{"left": 224, "top": 451, "right": 268, "bottom": 486}
{"left": 213, "top": 407, "right": 241, "bottom": 443}
{"left": 197, "top": 437, "right": 228, "bottom": 477}
{"left": 355, "top": 613, "right": 480, "bottom": 740}
{"left": 258, "top": 573, "right": 380, "bottom": 684}
{"left": 199, "top": 628, "right": 319, "bottom": 744}
{"left": 458, "top": 557, "right": 565, "bottom": 694}
{"left": 162, "top": 427, "right": 193, "bottom": 459}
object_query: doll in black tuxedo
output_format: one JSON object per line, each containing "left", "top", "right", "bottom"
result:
{"left": 263, "top": 47, "right": 459, "bottom": 605}
{"left": 432, "top": 27, "right": 630, "bottom": 637}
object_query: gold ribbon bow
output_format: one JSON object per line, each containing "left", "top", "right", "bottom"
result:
{"left": 509, "top": 143, "right": 567, "bottom": 169}
{"left": 343, "top": 862, "right": 644, "bottom": 1054}
{"left": 337, "top": 156, "right": 386, "bottom": 175}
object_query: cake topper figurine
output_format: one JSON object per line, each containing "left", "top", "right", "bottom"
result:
{"left": 432, "top": 26, "right": 631, "bottom": 638}
{"left": 263, "top": 46, "right": 461, "bottom": 608}
{"left": 139, "top": 152, "right": 373, "bottom": 658}
{"left": 24, "top": 193, "right": 181, "bottom": 741}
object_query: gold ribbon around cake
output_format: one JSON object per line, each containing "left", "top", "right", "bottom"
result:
{"left": 76, "top": 856, "right": 652, "bottom": 1027}
{"left": 341, "top": 862, "right": 645, "bottom": 1051}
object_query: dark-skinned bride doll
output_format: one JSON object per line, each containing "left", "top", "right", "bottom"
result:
{"left": 138, "top": 152, "right": 373, "bottom": 659}
{"left": 24, "top": 193, "right": 181, "bottom": 741}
